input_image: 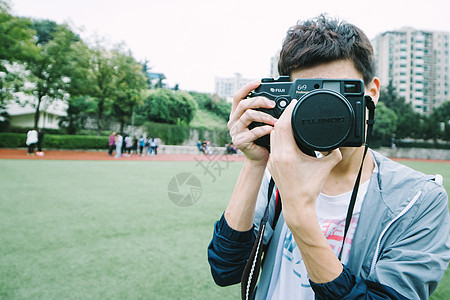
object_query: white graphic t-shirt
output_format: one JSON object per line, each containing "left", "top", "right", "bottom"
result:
{"left": 267, "top": 162, "right": 378, "bottom": 300}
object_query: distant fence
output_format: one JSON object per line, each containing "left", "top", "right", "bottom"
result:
{"left": 158, "top": 145, "right": 450, "bottom": 161}
{"left": 158, "top": 145, "right": 229, "bottom": 155}
{"left": 376, "top": 147, "right": 450, "bottom": 161}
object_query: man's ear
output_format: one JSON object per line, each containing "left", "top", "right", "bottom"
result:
{"left": 368, "top": 77, "right": 380, "bottom": 105}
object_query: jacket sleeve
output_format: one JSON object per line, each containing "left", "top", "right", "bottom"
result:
{"left": 311, "top": 181, "right": 450, "bottom": 299}
{"left": 207, "top": 213, "right": 256, "bottom": 286}
{"left": 310, "top": 265, "right": 409, "bottom": 299}
{"left": 369, "top": 183, "right": 450, "bottom": 299}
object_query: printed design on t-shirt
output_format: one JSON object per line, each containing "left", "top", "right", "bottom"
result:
{"left": 282, "top": 230, "right": 311, "bottom": 288}
{"left": 281, "top": 215, "right": 359, "bottom": 284}
{"left": 318, "top": 215, "right": 360, "bottom": 263}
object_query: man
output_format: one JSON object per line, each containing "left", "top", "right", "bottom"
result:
{"left": 207, "top": 15, "right": 450, "bottom": 299}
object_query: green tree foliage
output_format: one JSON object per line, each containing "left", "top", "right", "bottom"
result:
{"left": 30, "top": 19, "right": 62, "bottom": 44}
{"left": 379, "top": 81, "right": 421, "bottom": 139}
{"left": 111, "top": 47, "right": 147, "bottom": 133}
{"left": 189, "top": 91, "right": 230, "bottom": 121}
{"left": 58, "top": 95, "right": 96, "bottom": 134}
{"left": 372, "top": 102, "right": 398, "bottom": 145}
{"left": 140, "top": 59, "right": 152, "bottom": 89}
{"left": 430, "top": 101, "right": 450, "bottom": 141}
{"left": 142, "top": 89, "right": 197, "bottom": 125}
{"left": 25, "top": 20, "right": 81, "bottom": 128}
{"left": 143, "top": 121, "right": 190, "bottom": 145}
{"left": 82, "top": 40, "right": 117, "bottom": 135}
{"left": 0, "top": 1, "right": 37, "bottom": 104}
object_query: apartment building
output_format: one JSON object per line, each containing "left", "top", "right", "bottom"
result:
{"left": 215, "top": 73, "right": 255, "bottom": 100}
{"left": 372, "top": 27, "right": 449, "bottom": 114}
{"left": 268, "top": 28, "right": 449, "bottom": 115}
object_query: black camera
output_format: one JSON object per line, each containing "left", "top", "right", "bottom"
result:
{"left": 248, "top": 76, "right": 369, "bottom": 154}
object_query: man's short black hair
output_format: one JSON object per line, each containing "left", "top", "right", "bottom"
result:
{"left": 278, "top": 14, "right": 376, "bottom": 85}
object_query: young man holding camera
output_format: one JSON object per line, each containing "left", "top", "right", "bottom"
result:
{"left": 208, "top": 15, "right": 450, "bottom": 299}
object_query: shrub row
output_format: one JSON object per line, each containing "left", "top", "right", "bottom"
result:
{"left": 142, "top": 121, "right": 230, "bottom": 146}
{"left": 2, "top": 132, "right": 450, "bottom": 150}
{"left": 0, "top": 133, "right": 108, "bottom": 150}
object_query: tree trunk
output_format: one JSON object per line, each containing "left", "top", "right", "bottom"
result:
{"left": 120, "top": 118, "right": 125, "bottom": 135}
{"left": 97, "top": 98, "right": 104, "bottom": 136}
{"left": 34, "top": 96, "right": 43, "bottom": 129}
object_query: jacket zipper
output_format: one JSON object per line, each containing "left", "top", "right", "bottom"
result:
{"left": 370, "top": 191, "right": 422, "bottom": 273}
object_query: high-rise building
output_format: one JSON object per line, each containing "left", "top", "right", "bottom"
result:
{"left": 215, "top": 73, "right": 255, "bottom": 100}
{"left": 270, "top": 50, "right": 281, "bottom": 79}
{"left": 269, "top": 28, "right": 449, "bottom": 115}
{"left": 372, "top": 27, "right": 449, "bottom": 114}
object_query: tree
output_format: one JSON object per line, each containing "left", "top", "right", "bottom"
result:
{"left": 379, "top": 81, "right": 421, "bottom": 139}
{"left": 143, "top": 89, "right": 197, "bottom": 125}
{"left": 0, "top": 1, "right": 37, "bottom": 104}
{"left": 58, "top": 95, "right": 96, "bottom": 134}
{"left": 189, "top": 91, "right": 231, "bottom": 120}
{"left": 25, "top": 20, "right": 79, "bottom": 128}
{"left": 140, "top": 59, "right": 152, "bottom": 89}
{"left": 372, "top": 102, "right": 398, "bottom": 145}
{"left": 111, "top": 47, "right": 147, "bottom": 133}
{"left": 81, "top": 40, "right": 117, "bottom": 135}
{"left": 173, "top": 91, "right": 197, "bottom": 124}
{"left": 430, "top": 101, "right": 450, "bottom": 141}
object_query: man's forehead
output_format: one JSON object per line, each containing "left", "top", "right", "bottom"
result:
{"left": 291, "top": 60, "right": 363, "bottom": 80}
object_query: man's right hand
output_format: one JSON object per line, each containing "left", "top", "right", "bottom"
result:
{"left": 227, "top": 80, "right": 278, "bottom": 165}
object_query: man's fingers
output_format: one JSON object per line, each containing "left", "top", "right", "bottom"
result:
{"left": 231, "top": 80, "right": 261, "bottom": 112}
{"left": 228, "top": 97, "right": 276, "bottom": 130}
{"left": 232, "top": 125, "right": 274, "bottom": 147}
{"left": 276, "top": 99, "right": 297, "bottom": 125}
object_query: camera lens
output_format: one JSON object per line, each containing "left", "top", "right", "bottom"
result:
{"left": 291, "top": 90, "right": 354, "bottom": 151}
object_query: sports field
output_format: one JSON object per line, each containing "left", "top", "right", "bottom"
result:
{"left": 0, "top": 157, "right": 449, "bottom": 299}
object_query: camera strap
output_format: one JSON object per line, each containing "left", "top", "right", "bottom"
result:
{"left": 241, "top": 96, "right": 375, "bottom": 300}
{"left": 338, "top": 95, "right": 375, "bottom": 260}
{"left": 241, "top": 177, "right": 274, "bottom": 300}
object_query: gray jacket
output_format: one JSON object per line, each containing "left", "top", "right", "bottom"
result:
{"left": 254, "top": 150, "right": 450, "bottom": 299}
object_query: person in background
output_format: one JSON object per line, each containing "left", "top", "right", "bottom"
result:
{"left": 132, "top": 136, "right": 138, "bottom": 155}
{"left": 197, "top": 139, "right": 205, "bottom": 154}
{"left": 124, "top": 135, "right": 133, "bottom": 156}
{"left": 26, "top": 128, "right": 38, "bottom": 155}
{"left": 139, "top": 136, "right": 145, "bottom": 156}
{"left": 36, "top": 129, "right": 45, "bottom": 156}
{"left": 149, "top": 137, "right": 159, "bottom": 155}
{"left": 108, "top": 131, "right": 116, "bottom": 156}
{"left": 114, "top": 133, "right": 123, "bottom": 159}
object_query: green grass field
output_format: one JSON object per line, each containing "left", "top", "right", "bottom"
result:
{"left": 0, "top": 158, "right": 449, "bottom": 299}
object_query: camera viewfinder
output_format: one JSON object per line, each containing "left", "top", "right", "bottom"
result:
{"left": 344, "top": 82, "right": 361, "bottom": 93}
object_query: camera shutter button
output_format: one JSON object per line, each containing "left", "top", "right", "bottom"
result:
{"left": 278, "top": 99, "right": 288, "bottom": 109}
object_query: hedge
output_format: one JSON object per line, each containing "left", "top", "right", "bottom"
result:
{"left": 0, "top": 133, "right": 109, "bottom": 150}
{"left": 142, "top": 121, "right": 230, "bottom": 146}
{"left": 143, "top": 121, "right": 190, "bottom": 145}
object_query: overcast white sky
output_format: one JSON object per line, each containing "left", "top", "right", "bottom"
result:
{"left": 9, "top": 0, "right": 450, "bottom": 93}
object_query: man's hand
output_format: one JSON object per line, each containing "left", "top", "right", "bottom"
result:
{"left": 224, "top": 80, "right": 278, "bottom": 231}
{"left": 267, "top": 99, "right": 344, "bottom": 283}
{"left": 228, "top": 80, "right": 277, "bottom": 165}
{"left": 267, "top": 99, "right": 342, "bottom": 226}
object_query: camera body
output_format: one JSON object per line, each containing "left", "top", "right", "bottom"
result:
{"left": 249, "top": 76, "right": 367, "bottom": 153}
